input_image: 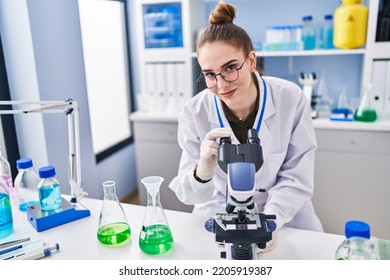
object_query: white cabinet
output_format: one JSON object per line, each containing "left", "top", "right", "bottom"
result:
{"left": 312, "top": 123, "right": 390, "bottom": 239}
{"left": 135, "top": 0, "right": 205, "bottom": 115}
{"left": 130, "top": 112, "right": 193, "bottom": 212}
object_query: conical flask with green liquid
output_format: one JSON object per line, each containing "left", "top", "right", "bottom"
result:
{"left": 97, "top": 181, "right": 131, "bottom": 246}
{"left": 354, "top": 84, "right": 377, "bottom": 122}
{"left": 139, "top": 176, "right": 174, "bottom": 255}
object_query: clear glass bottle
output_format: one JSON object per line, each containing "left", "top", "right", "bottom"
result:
{"left": 139, "top": 176, "right": 173, "bottom": 255}
{"left": 37, "top": 165, "right": 62, "bottom": 211}
{"left": 97, "top": 181, "right": 131, "bottom": 246}
{"left": 302, "top": 15, "right": 316, "bottom": 50}
{"left": 335, "top": 220, "right": 377, "bottom": 260}
{"left": 14, "top": 158, "right": 40, "bottom": 211}
{"left": 0, "top": 149, "right": 14, "bottom": 204}
{"left": 0, "top": 182, "right": 13, "bottom": 239}
{"left": 320, "top": 14, "right": 334, "bottom": 49}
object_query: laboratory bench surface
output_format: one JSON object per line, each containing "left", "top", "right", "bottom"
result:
{"left": 130, "top": 111, "right": 390, "bottom": 132}
{"left": 3, "top": 196, "right": 346, "bottom": 260}
{"left": 312, "top": 118, "right": 390, "bottom": 132}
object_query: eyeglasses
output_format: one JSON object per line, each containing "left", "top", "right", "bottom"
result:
{"left": 196, "top": 58, "right": 247, "bottom": 89}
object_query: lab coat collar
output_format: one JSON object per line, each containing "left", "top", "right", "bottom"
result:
{"left": 208, "top": 72, "right": 275, "bottom": 144}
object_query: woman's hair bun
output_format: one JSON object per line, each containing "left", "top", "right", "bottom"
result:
{"left": 208, "top": 1, "right": 236, "bottom": 25}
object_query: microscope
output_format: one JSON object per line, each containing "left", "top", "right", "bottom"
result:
{"left": 298, "top": 72, "right": 319, "bottom": 119}
{"left": 211, "top": 129, "right": 276, "bottom": 260}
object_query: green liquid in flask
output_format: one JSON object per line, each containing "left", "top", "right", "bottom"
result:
{"left": 139, "top": 224, "right": 173, "bottom": 255}
{"left": 97, "top": 222, "right": 131, "bottom": 246}
{"left": 353, "top": 108, "right": 377, "bottom": 122}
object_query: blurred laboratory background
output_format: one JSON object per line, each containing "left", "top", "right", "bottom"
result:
{"left": 0, "top": 0, "right": 389, "bottom": 239}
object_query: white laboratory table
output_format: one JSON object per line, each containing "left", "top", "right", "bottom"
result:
{"left": 4, "top": 196, "right": 345, "bottom": 260}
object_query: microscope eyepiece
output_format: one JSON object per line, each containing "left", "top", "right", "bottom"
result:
{"left": 220, "top": 136, "right": 231, "bottom": 145}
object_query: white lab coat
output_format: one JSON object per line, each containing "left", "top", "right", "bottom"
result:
{"left": 169, "top": 72, "right": 323, "bottom": 232}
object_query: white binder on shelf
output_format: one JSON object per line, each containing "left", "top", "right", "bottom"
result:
{"left": 175, "top": 62, "right": 188, "bottom": 111}
{"left": 145, "top": 63, "right": 156, "bottom": 112}
{"left": 384, "top": 60, "right": 390, "bottom": 120}
{"left": 155, "top": 63, "right": 167, "bottom": 114}
{"left": 371, "top": 60, "right": 386, "bottom": 119}
{"left": 165, "top": 63, "right": 178, "bottom": 115}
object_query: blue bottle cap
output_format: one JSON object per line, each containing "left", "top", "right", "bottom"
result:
{"left": 345, "top": 220, "right": 371, "bottom": 239}
{"left": 38, "top": 165, "right": 56, "bottom": 179}
{"left": 16, "top": 158, "right": 33, "bottom": 169}
{"left": 324, "top": 14, "right": 333, "bottom": 20}
{"left": 302, "top": 15, "right": 313, "bottom": 21}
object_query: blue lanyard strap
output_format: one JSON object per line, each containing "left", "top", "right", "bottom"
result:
{"left": 214, "top": 75, "right": 267, "bottom": 133}
{"left": 214, "top": 95, "right": 225, "bottom": 128}
{"left": 256, "top": 75, "right": 267, "bottom": 132}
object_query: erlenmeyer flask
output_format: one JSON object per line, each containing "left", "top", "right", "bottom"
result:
{"left": 139, "top": 176, "right": 173, "bottom": 255}
{"left": 97, "top": 181, "right": 131, "bottom": 246}
{"left": 354, "top": 84, "right": 377, "bottom": 122}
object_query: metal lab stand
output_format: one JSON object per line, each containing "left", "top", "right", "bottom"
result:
{"left": 0, "top": 99, "right": 90, "bottom": 231}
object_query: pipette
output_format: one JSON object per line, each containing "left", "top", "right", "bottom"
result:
{"left": 2, "top": 242, "right": 60, "bottom": 260}
{"left": 0, "top": 237, "right": 30, "bottom": 250}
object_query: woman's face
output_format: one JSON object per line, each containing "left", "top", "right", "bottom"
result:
{"left": 197, "top": 41, "right": 257, "bottom": 109}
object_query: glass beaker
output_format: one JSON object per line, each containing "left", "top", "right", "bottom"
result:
{"left": 0, "top": 182, "right": 13, "bottom": 239}
{"left": 139, "top": 176, "right": 173, "bottom": 255}
{"left": 97, "top": 181, "right": 131, "bottom": 246}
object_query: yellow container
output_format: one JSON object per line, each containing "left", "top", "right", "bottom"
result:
{"left": 333, "top": 0, "right": 368, "bottom": 49}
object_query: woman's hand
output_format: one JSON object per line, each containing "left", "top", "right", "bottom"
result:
{"left": 256, "top": 231, "right": 278, "bottom": 253}
{"left": 196, "top": 128, "right": 233, "bottom": 181}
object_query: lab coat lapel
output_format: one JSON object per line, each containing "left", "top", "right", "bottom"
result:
{"left": 255, "top": 74, "right": 275, "bottom": 143}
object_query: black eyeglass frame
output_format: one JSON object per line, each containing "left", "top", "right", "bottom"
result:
{"left": 196, "top": 57, "right": 248, "bottom": 89}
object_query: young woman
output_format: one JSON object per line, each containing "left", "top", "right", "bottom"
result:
{"left": 169, "top": 1, "right": 323, "bottom": 236}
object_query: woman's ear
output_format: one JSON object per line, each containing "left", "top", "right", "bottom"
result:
{"left": 249, "top": 51, "right": 257, "bottom": 72}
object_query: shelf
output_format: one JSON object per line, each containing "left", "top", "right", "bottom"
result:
{"left": 255, "top": 49, "right": 366, "bottom": 57}
{"left": 190, "top": 48, "right": 365, "bottom": 58}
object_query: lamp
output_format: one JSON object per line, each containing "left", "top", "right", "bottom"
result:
{"left": 0, "top": 99, "right": 90, "bottom": 231}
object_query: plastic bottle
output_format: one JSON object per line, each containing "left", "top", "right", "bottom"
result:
{"left": 97, "top": 181, "right": 131, "bottom": 246}
{"left": 335, "top": 220, "right": 377, "bottom": 260}
{"left": 14, "top": 158, "right": 40, "bottom": 211}
{"left": 37, "top": 166, "right": 62, "bottom": 211}
{"left": 333, "top": 0, "right": 368, "bottom": 49}
{"left": 0, "top": 149, "right": 14, "bottom": 203}
{"left": 0, "top": 182, "right": 13, "bottom": 239}
{"left": 320, "top": 14, "right": 334, "bottom": 49}
{"left": 302, "top": 15, "right": 316, "bottom": 50}
{"left": 139, "top": 176, "right": 173, "bottom": 255}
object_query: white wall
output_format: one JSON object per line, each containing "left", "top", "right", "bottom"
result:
{"left": 0, "top": 0, "right": 48, "bottom": 167}
{"left": 0, "top": 0, "right": 137, "bottom": 200}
